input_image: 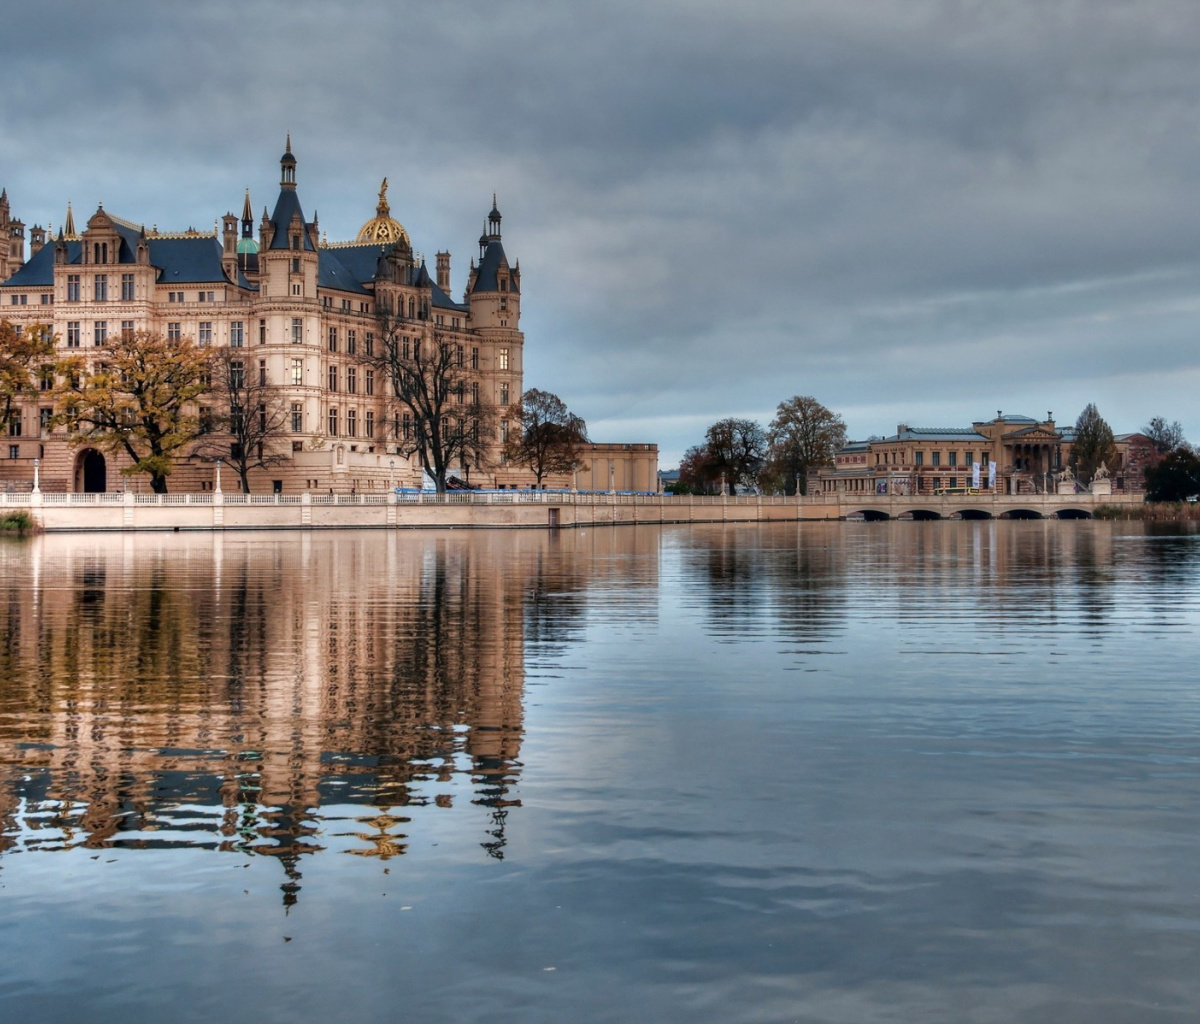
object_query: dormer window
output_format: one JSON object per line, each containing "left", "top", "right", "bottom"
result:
{"left": 499, "top": 278, "right": 507, "bottom": 292}
{"left": 291, "top": 235, "right": 300, "bottom": 250}
{"left": 93, "top": 242, "right": 109, "bottom": 264}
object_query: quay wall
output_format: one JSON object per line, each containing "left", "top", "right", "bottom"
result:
{"left": 1, "top": 490, "right": 1141, "bottom": 533}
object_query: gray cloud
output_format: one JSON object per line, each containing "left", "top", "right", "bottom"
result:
{"left": 5, "top": 0, "right": 1200, "bottom": 463}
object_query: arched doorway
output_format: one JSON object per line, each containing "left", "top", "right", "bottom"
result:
{"left": 75, "top": 450, "right": 107, "bottom": 493}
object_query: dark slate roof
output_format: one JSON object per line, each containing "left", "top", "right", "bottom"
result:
{"left": 1, "top": 238, "right": 63, "bottom": 287}
{"left": 891, "top": 427, "right": 989, "bottom": 442}
{"left": 318, "top": 247, "right": 372, "bottom": 296}
{"left": 268, "top": 188, "right": 314, "bottom": 251}
{"left": 0, "top": 232, "right": 228, "bottom": 287}
{"left": 316, "top": 243, "right": 468, "bottom": 310}
{"left": 431, "top": 282, "right": 466, "bottom": 311}
{"left": 471, "top": 239, "right": 515, "bottom": 293}
{"left": 987, "top": 414, "right": 1038, "bottom": 424}
{"left": 149, "top": 237, "right": 227, "bottom": 283}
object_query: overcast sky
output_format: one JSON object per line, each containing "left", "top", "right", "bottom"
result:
{"left": 3, "top": 0, "right": 1200, "bottom": 465}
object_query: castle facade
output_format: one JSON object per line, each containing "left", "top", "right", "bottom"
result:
{"left": 0, "top": 143, "right": 657, "bottom": 494}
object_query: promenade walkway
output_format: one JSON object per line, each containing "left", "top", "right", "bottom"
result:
{"left": 1, "top": 488, "right": 1142, "bottom": 532}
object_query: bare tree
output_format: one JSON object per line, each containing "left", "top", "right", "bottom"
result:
{"left": 1143, "top": 416, "right": 1187, "bottom": 455}
{"left": 765, "top": 395, "right": 847, "bottom": 495}
{"left": 704, "top": 417, "right": 767, "bottom": 494}
{"left": 504, "top": 388, "right": 588, "bottom": 487}
{"left": 372, "top": 299, "right": 494, "bottom": 492}
{"left": 194, "top": 350, "right": 290, "bottom": 493}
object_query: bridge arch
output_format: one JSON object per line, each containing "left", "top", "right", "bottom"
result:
{"left": 846, "top": 508, "right": 891, "bottom": 521}
{"left": 909, "top": 508, "right": 943, "bottom": 521}
{"left": 1001, "top": 507, "right": 1044, "bottom": 520}
{"left": 1054, "top": 507, "right": 1092, "bottom": 519}
{"left": 955, "top": 508, "right": 994, "bottom": 520}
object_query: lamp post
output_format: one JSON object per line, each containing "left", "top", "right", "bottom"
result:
{"left": 389, "top": 458, "right": 395, "bottom": 491}
{"left": 214, "top": 458, "right": 223, "bottom": 495}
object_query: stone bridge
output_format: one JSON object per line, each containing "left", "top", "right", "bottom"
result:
{"left": 801, "top": 490, "right": 1141, "bottom": 520}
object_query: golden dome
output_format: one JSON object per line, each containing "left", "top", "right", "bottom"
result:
{"left": 356, "top": 178, "right": 409, "bottom": 245}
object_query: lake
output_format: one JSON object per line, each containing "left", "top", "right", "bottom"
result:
{"left": 1, "top": 522, "right": 1198, "bottom": 1023}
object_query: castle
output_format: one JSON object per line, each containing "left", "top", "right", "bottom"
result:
{"left": 0, "top": 141, "right": 657, "bottom": 493}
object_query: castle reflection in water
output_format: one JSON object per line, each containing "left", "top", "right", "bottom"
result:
{"left": 0, "top": 529, "right": 656, "bottom": 903}
{"left": 0, "top": 521, "right": 1134, "bottom": 907}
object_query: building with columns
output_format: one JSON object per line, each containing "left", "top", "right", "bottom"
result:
{"left": 0, "top": 142, "right": 656, "bottom": 494}
{"left": 817, "top": 412, "right": 1152, "bottom": 496}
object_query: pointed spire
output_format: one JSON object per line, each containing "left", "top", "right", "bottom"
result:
{"left": 64, "top": 202, "right": 76, "bottom": 238}
{"left": 241, "top": 188, "right": 253, "bottom": 223}
{"left": 286, "top": 132, "right": 292, "bottom": 154}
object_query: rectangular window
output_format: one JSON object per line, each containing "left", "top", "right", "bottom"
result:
{"left": 9, "top": 414, "right": 21, "bottom": 438}
{"left": 365, "top": 369, "right": 374, "bottom": 396}
{"left": 40, "top": 408, "right": 52, "bottom": 432}
{"left": 198, "top": 321, "right": 213, "bottom": 347}
{"left": 8, "top": 445, "right": 18, "bottom": 460}
{"left": 259, "top": 404, "right": 267, "bottom": 433}
{"left": 93, "top": 321, "right": 107, "bottom": 347}
{"left": 965, "top": 451, "right": 974, "bottom": 468}
{"left": 291, "top": 318, "right": 303, "bottom": 343}
{"left": 230, "top": 321, "right": 244, "bottom": 347}
{"left": 259, "top": 319, "right": 267, "bottom": 344}
{"left": 498, "top": 347, "right": 509, "bottom": 370}
{"left": 402, "top": 413, "right": 412, "bottom": 440}
{"left": 199, "top": 291, "right": 214, "bottom": 302}
{"left": 41, "top": 293, "right": 51, "bottom": 305}
{"left": 94, "top": 274, "right": 107, "bottom": 301}
{"left": 120, "top": 320, "right": 134, "bottom": 337}
{"left": 500, "top": 420, "right": 509, "bottom": 443}
{"left": 328, "top": 407, "right": 338, "bottom": 436}
{"left": 346, "top": 367, "right": 356, "bottom": 394}
{"left": 67, "top": 322, "right": 81, "bottom": 348}
{"left": 471, "top": 381, "right": 479, "bottom": 405}
{"left": 948, "top": 451, "right": 957, "bottom": 467}
{"left": 291, "top": 403, "right": 303, "bottom": 432}
{"left": 291, "top": 257, "right": 300, "bottom": 273}
{"left": 914, "top": 451, "right": 924, "bottom": 467}
{"left": 167, "top": 322, "right": 181, "bottom": 341}
{"left": 341, "top": 299, "right": 350, "bottom": 312}
{"left": 121, "top": 273, "right": 135, "bottom": 300}
{"left": 456, "top": 345, "right": 464, "bottom": 367}
{"left": 328, "top": 327, "right": 338, "bottom": 352}
{"left": 932, "top": 451, "right": 941, "bottom": 467}
{"left": 259, "top": 359, "right": 267, "bottom": 386}
{"left": 346, "top": 329, "right": 356, "bottom": 356}
{"left": 291, "top": 358, "right": 303, "bottom": 385}
{"left": 401, "top": 337, "right": 410, "bottom": 360}
{"left": 365, "top": 411, "right": 374, "bottom": 438}
{"left": 39, "top": 367, "right": 54, "bottom": 391}
{"left": 365, "top": 331, "right": 374, "bottom": 357}
{"left": 292, "top": 283, "right": 302, "bottom": 296}
{"left": 471, "top": 346, "right": 479, "bottom": 370}
{"left": 328, "top": 365, "right": 337, "bottom": 392}
{"left": 230, "top": 361, "right": 244, "bottom": 390}
{"left": 347, "top": 409, "right": 357, "bottom": 437}
{"left": 499, "top": 382, "right": 509, "bottom": 406}
{"left": 66, "top": 274, "right": 80, "bottom": 302}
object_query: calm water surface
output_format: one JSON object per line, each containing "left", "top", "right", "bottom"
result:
{"left": 1, "top": 522, "right": 1198, "bottom": 1023}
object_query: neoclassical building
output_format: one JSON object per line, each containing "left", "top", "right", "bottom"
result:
{"left": 0, "top": 143, "right": 657, "bottom": 493}
{"left": 817, "top": 412, "right": 1153, "bottom": 496}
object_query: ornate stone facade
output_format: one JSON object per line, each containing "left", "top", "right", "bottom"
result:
{"left": 818, "top": 412, "right": 1152, "bottom": 496}
{"left": 0, "top": 142, "right": 655, "bottom": 494}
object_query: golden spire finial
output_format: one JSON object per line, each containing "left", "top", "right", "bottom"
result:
{"left": 377, "top": 178, "right": 390, "bottom": 217}
{"left": 64, "top": 202, "right": 76, "bottom": 238}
